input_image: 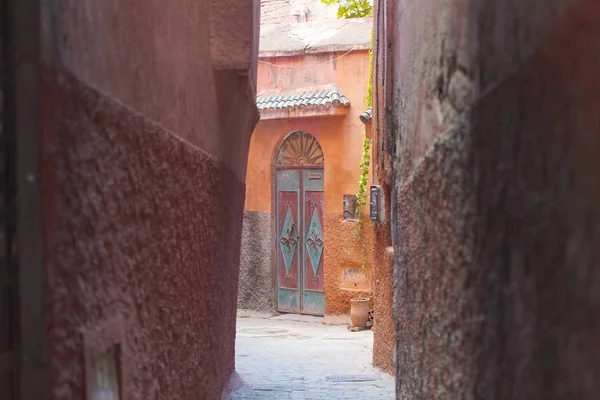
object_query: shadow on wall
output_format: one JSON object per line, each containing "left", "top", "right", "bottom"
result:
{"left": 238, "top": 210, "right": 275, "bottom": 312}
{"left": 392, "top": 0, "right": 600, "bottom": 398}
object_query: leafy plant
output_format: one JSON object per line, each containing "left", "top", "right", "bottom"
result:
{"left": 320, "top": 0, "right": 373, "bottom": 19}
{"left": 354, "top": 136, "right": 371, "bottom": 239}
{"left": 320, "top": 1, "right": 374, "bottom": 269}
{"left": 353, "top": 26, "right": 375, "bottom": 269}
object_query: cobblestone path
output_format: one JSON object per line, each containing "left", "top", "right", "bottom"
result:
{"left": 226, "top": 315, "right": 395, "bottom": 399}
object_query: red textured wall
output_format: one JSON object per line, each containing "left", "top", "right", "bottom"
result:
{"left": 391, "top": 0, "right": 600, "bottom": 397}
{"left": 40, "top": 67, "right": 245, "bottom": 399}
{"left": 370, "top": 0, "right": 395, "bottom": 374}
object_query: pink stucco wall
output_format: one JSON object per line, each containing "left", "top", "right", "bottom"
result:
{"left": 38, "top": 0, "right": 259, "bottom": 398}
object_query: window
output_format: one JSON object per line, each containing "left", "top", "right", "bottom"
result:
{"left": 343, "top": 194, "right": 358, "bottom": 220}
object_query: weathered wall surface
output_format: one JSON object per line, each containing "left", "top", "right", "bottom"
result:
{"left": 242, "top": 50, "right": 373, "bottom": 316}
{"left": 371, "top": 228, "right": 394, "bottom": 373}
{"left": 40, "top": 69, "right": 247, "bottom": 399}
{"left": 391, "top": 0, "right": 600, "bottom": 398}
{"left": 323, "top": 213, "right": 373, "bottom": 315}
{"left": 37, "top": 1, "right": 259, "bottom": 399}
{"left": 370, "top": 0, "right": 395, "bottom": 374}
{"left": 238, "top": 210, "right": 275, "bottom": 312}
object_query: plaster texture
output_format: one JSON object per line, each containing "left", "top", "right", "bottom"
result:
{"left": 32, "top": 0, "right": 259, "bottom": 398}
{"left": 390, "top": 0, "right": 600, "bottom": 398}
{"left": 323, "top": 213, "right": 373, "bottom": 316}
{"left": 40, "top": 68, "right": 248, "bottom": 399}
{"left": 238, "top": 210, "right": 275, "bottom": 312}
{"left": 370, "top": 214, "right": 394, "bottom": 374}
{"left": 369, "top": 0, "right": 395, "bottom": 375}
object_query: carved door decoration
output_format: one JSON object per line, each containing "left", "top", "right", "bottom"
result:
{"left": 275, "top": 132, "right": 325, "bottom": 315}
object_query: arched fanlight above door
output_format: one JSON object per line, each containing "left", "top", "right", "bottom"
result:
{"left": 276, "top": 131, "right": 324, "bottom": 166}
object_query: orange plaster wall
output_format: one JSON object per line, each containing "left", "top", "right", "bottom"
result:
{"left": 245, "top": 50, "right": 374, "bottom": 316}
{"left": 246, "top": 117, "right": 364, "bottom": 213}
{"left": 247, "top": 50, "right": 370, "bottom": 212}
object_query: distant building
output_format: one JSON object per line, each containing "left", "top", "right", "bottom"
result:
{"left": 239, "top": 3, "right": 374, "bottom": 317}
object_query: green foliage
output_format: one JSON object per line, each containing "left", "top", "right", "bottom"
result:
{"left": 354, "top": 136, "right": 372, "bottom": 241}
{"left": 353, "top": 25, "right": 375, "bottom": 270}
{"left": 321, "top": 0, "right": 373, "bottom": 19}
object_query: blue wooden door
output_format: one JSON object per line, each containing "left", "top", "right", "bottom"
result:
{"left": 276, "top": 168, "right": 325, "bottom": 315}
{"left": 301, "top": 168, "right": 325, "bottom": 315}
{"left": 276, "top": 169, "right": 301, "bottom": 313}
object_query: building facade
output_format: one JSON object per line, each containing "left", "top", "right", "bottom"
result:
{"left": 239, "top": 9, "right": 374, "bottom": 317}
{"left": 369, "top": 0, "right": 395, "bottom": 375}
{"left": 3, "top": 0, "right": 259, "bottom": 399}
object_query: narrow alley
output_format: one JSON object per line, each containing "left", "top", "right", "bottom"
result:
{"left": 226, "top": 316, "right": 395, "bottom": 399}
{"left": 4, "top": 0, "right": 600, "bottom": 399}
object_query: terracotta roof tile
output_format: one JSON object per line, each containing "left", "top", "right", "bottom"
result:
{"left": 257, "top": 84, "right": 350, "bottom": 112}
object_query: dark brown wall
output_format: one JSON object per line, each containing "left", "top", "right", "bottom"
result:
{"left": 0, "top": 3, "right": 16, "bottom": 396}
{"left": 33, "top": 0, "right": 259, "bottom": 399}
{"left": 391, "top": 0, "right": 600, "bottom": 398}
{"left": 8, "top": 0, "right": 49, "bottom": 397}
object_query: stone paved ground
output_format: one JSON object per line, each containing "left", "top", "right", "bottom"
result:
{"left": 226, "top": 315, "right": 395, "bottom": 399}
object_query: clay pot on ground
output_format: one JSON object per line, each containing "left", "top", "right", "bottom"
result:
{"left": 350, "top": 297, "right": 371, "bottom": 328}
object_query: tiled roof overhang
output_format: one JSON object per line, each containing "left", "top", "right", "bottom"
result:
{"left": 256, "top": 84, "right": 350, "bottom": 120}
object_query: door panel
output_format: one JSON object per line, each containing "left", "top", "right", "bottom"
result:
{"left": 276, "top": 170, "right": 301, "bottom": 313}
{"left": 278, "top": 191, "right": 300, "bottom": 290}
{"left": 302, "top": 169, "right": 325, "bottom": 315}
{"left": 303, "top": 191, "right": 324, "bottom": 291}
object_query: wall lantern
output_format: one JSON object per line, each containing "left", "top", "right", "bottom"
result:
{"left": 370, "top": 185, "right": 383, "bottom": 223}
{"left": 359, "top": 108, "right": 373, "bottom": 124}
{"left": 359, "top": 107, "right": 373, "bottom": 138}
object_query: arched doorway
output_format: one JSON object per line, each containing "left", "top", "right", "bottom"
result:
{"left": 274, "top": 131, "right": 325, "bottom": 316}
